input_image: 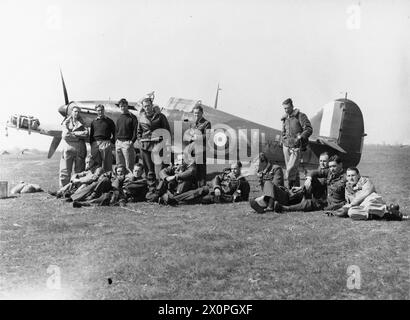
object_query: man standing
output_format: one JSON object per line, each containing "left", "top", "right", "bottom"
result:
{"left": 90, "top": 104, "right": 116, "bottom": 172}
{"left": 334, "top": 168, "right": 406, "bottom": 221}
{"left": 189, "top": 102, "right": 211, "bottom": 187}
{"left": 137, "top": 97, "right": 171, "bottom": 177}
{"left": 281, "top": 98, "right": 312, "bottom": 188}
{"left": 115, "top": 98, "right": 138, "bottom": 172}
{"left": 59, "top": 106, "right": 88, "bottom": 187}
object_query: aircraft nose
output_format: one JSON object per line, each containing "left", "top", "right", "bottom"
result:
{"left": 58, "top": 104, "right": 67, "bottom": 117}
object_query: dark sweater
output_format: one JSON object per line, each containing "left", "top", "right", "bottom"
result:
{"left": 90, "top": 117, "right": 116, "bottom": 144}
{"left": 116, "top": 112, "right": 138, "bottom": 143}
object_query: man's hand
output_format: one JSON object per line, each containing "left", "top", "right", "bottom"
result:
{"left": 166, "top": 175, "right": 176, "bottom": 182}
{"left": 291, "top": 186, "right": 302, "bottom": 193}
{"left": 214, "top": 188, "right": 221, "bottom": 197}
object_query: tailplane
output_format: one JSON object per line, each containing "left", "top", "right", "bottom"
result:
{"left": 309, "top": 98, "right": 365, "bottom": 168}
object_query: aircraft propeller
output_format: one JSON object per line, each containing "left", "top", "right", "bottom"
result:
{"left": 47, "top": 69, "right": 70, "bottom": 158}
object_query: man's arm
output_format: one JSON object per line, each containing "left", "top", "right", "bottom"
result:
{"left": 110, "top": 118, "right": 116, "bottom": 144}
{"left": 176, "top": 165, "right": 196, "bottom": 181}
{"left": 161, "top": 114, "right": 171, "bottom": 134}
{"left": 132, "top": 115, "right": 138, "bottom": 144}
{"left": 281, "top": 118, "right": 286, "bottom": 140}
{"left": 61, "top": 120, "right": 72, "bottom": 139}
{"left": 262, "top": 162, "right": 272, "bottom": 174}
{"left": 89, "top": 121, "right": 95, "bottom": 144}
{"left": 73, "top": 125, "right": 89, "bottom": 140}
{"left": 213, "top": 174, "right": 223, "bottom": 191}
{"left": 158, "top": 166, "right": 174, "bottom": 180}
{"left": 271, "top": 165, "right": 284, "bottom": 187}
{"left": 308, "top": 168, "right": 327, "bottom": 179}
{"left": 350, "top": 179, "right": 376, "bottom": 206}
{"left": 298, "top": 112, "right": 313, "bottom": 140}
{"left": 304, "top": 168, "right": 328, "bottom": 189}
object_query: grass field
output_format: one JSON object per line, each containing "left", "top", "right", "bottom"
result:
{"left": 0, "top": 145, "right": 409, "bottom": 299}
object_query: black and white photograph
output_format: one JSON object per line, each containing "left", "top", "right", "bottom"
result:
{"left": 0, "top": 0, "right": 409, "bottom": 304}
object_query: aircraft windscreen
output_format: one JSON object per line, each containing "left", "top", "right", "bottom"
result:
{"left": 166, "top": 97, "right": 200, "bottom": 112}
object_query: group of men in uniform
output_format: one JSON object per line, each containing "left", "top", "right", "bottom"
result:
{"left": 54, "top": 96, "right": 251, "bottom": 208}
{"left": 54, "top": 95, "right": 406, "bottom": 220}
{"left": 250, "top": 151, "right": 407, "bottom": 221}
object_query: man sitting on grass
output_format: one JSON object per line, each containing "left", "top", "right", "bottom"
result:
{"left": 72, "top": 164, "right": 128, "bottom": 207}
{"left": 272, "top": 155, "right": 346, "bottom": 213}
{"left": 157, "top": 153, "right": 205, "bottom": 205}
{"left": 332, "top": 167, "right": 408, "bottom": 221}
{"left": 123, "top": 163, "right": 148, "bottom": 202}
{"left": 202, "top": 161, "right": 250, "bottom": 204}
{"left": 48, "top": 156, "right": 102, "bottom": 199}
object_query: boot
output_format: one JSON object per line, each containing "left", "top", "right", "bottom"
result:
{"left": 385, "top": 203, "right": 406, "bottom": 221}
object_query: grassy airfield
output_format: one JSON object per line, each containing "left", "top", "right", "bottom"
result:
{"left": 0, "top": 145, "right": 409, "bottom": 299}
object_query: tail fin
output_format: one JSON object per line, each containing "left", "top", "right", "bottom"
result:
{"left": 309, "top": 98, "right": 365, "bottom": 168}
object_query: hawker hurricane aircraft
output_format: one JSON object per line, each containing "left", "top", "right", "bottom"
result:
{"left": 6, "top": 72, "right": 366, "bottom": 171}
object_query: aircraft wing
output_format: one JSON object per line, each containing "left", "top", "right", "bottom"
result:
{"left": 6, "top": 114, "right": 62, "bottom": 138}
{"left": 6, "top": 114, "right": 63, "bottom": 158}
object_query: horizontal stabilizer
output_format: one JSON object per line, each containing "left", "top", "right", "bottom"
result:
{"left": 309, "top": 137, "right": 347, "bottom": 153}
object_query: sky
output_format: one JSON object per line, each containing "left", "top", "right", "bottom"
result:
{"left": 0, "top": 0, "right": 409, "bottom": 151}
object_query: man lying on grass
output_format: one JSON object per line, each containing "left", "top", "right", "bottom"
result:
{"left": 332, "top": 167, "right": 408, "bottom": 221}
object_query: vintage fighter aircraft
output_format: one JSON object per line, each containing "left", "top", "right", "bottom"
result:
{"left": 6, "top": 72, "right": 366, "bottom": 171}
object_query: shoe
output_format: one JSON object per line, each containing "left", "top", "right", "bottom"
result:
{"left": 72, "top": 201, "right": 82, "bottom": 208}
{"left": 273, "top": 201, "right": 282, "bottom": 213}
{"left": 249, "top": 198, "right": 266, "bottom": 214}
{"left": 386, "top": 204, "right": 404, "bottom": 221}
{"left": 48, "top": 191, "right": 58, "bottom": 197}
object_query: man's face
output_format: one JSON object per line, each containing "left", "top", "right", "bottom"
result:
{"left": 175, "top": 155, "right": 184, "bottom": 166}
{"left": 143, "top": 101, "right": 153, "bottom": 115}
{"left": 116, "top": 167, "right": 125, "bottom": 177}
{"left": 133, "top": 166, "right": 143, "bottom": 178}
{"left": 329, "top": 160, "right": 342, "bottom": 175}
{"left": 283, "top": 103, "right": 294, "bottom": 115}
{"left": 231, "top": 164, "right": 241, "bottom": 177}
{"left": 72, "top": 108, "right": 80, "bottom": 119}
{"left": 120, "top": 103, "right": 129, "bottom": 114}
{"left": 346, "top": 170, "right": 360, "bottom": 185}
{"left": 85, "top": 157, "right": 93, "bottom": 170}
{"left": 96, "top": 107, "right": 105, "bottom": 118}
{"left": 319, "top": 155, "right": 329, "bottom": 169}
{"left": 193, "top": 108, "right": 203, "bottom": 122}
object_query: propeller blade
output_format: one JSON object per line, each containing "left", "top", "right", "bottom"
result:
{"left": 60, "top": 69, "right": 69, "bottom": 106}
{"left": 48, "top": 136, "right": 62, "bottom": 158}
